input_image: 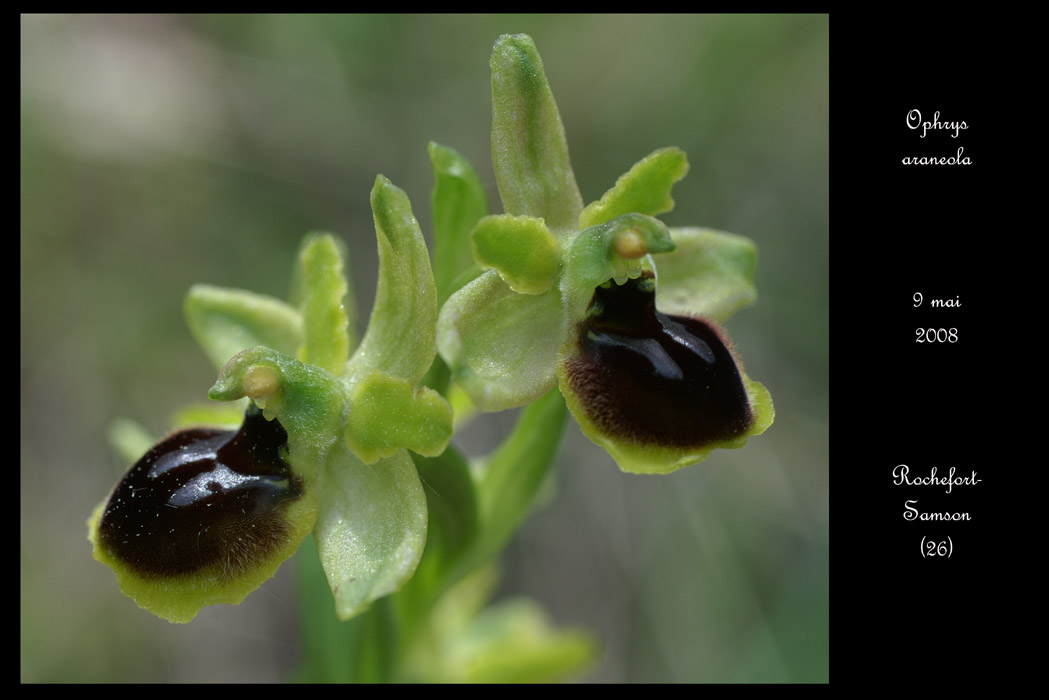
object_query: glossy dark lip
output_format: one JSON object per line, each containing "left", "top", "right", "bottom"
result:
{"left": 98, "top": 408, "right": 302, "bottom": 579}
{"left": 564, "top": 273, "right": 754, "bottom": 449}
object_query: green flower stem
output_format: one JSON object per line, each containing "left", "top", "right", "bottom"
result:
{"left": 294, "top": 537, "right": 396, "bottom": 683}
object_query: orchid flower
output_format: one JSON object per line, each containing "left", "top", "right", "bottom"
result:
{"left": 436, "top": 35, "right": 773, "bottom": 474}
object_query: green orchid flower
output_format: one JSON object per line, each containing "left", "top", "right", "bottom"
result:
{"left": 88, "top": 175, "right": 453, "bottom": 623}
{"left": 436, "top": 34, "right": 774, "bottom": 474}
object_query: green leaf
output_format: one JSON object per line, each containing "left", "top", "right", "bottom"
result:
{"left": 472, "top": 388, "right": 567, "bottom": 564}
{"left": 490, "top": 34, "right": 583, "bottom": 234}
{"left": 429, "top": 142, "right": 488, "bottom": 305}
{"left": 347, "top": 175, "right": 439, "bottom": 387}
{"left": 312, "top": 447, "right": 428, "bottom": 621}
{"left": 656, "top": 227, "right": 758, "bottom": 322}
{"left": 472, "top": 214, "right": 560, "bottom": 294}
{"left": 579, "top": 147, "right": 689, "bottom": 229}
{"left": 396, "top": 446, "right": 479, "bottom": 618}
{"left": 413, "top": 446, "right": 478, "bottom": 575}
{"left": 295, "top": 233, "right": 352, "bottom": 375}
{"left": 184, "top": 285, "right": 303, "bottom": 369}
{"left": 436, "top": 270, "right": 562, "bottom": 411}
{"left": 344, "top": 371, "right": 453, "bottom": 465}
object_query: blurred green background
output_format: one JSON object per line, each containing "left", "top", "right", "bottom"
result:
{"left": 21, "top": 14, "right": 827, "bottom": 682}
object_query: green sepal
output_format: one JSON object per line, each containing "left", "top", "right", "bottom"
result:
{"left": 490, "top": 34, "right": 583, "bottom": 234}
{"left": 429, "top": 142, "right": 488, "bottom": 305}
{"left": 656, "top": 227, "right": 759, "bottom": 322}
{"left": 347, "top": 175, "right": 438, "bottom": 387}
{"left": 295, "top": 233, "right": 352, "bottom": 375}
{"left": 208, "top": 346, "right": 345, "bottom": 484}
{"left": 184, "top": 284, "right": 303, "bottom": 370}
{"left": 345, "top": 370, "right": 453, "bottom": 465}
{"left": 560, "top": 212, "right": 676, "bottom": 321}
{"left": 578, "top": 147, "right": 690, "bottom": 229}
{"left": 436, "top": 270, "right": 562, "bottom": 411}
{"left": 312, "top": 447, "right": 428, "bottom": 621}
{"left": 472, "top": 214, "right": 560, "bottom": 294}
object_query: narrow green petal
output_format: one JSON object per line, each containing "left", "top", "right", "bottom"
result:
{"left": 347, "top": 176, "right": 439, "bottom": 387}
{"left": 490, "top": 34, "right": 583, "bottom": 234}
{"left": 296, "top": 233, "right": 352, "bottom": 375}
{"left": 429, "top": 142, "right": 488, "bottom": 305}
{"left": 345, "top": 370, "right": 453, "bottom": 465}
{"left": 656, "top": 227, "right": 758, "bottom": 322}
{"left": 578, "top": 147, "right": 690, "bottom": 229}
{"left": 313, "top": 447, "right": 428, "bottom": 621}
{"left": 472, "top": 214, "right": 560, "bottom": 294}
{"left": 437, "top": 270, "right": 562, "bottom": 411}
{"left": 184, "top": 284, "right": 303, "bottom": 369}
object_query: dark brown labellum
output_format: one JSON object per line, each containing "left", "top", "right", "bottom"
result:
{"left": 97, "top": 406, "right": 302, "bottom": 579}
{"left": 563, "top": 272, "right": 754, "bottom": 448}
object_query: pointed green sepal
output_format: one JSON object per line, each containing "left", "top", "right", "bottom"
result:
{"left": 430, "top": 142, "right": 488, "bottom": 305}
{"left": 312, "top": 448, "right": 428, "bottom": 621}
{"left": 472, "top": 214, "right": 560, "bottom": 294}
{"left": 345, "top": 371, "right": 453, "bottom": 465}
{"left": 437, "top": 270, "right": 562, "bottom": 411}
{"left": 490, "top": 34, "right": 583, "bottom": 233}
{"left": 184, "top": 285, "right": 303, "bottom": 370}
{"left": 295, "top": 233, "right": 352, "bottom": 375}
{"left": 347, "top": 176, "right": 439, "bottom": 387}
{"left": 656, "top": 227, "right": 759, "bottom": 322}
{"left": 578, "top": 147, "right": 690, "bottom": 229}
